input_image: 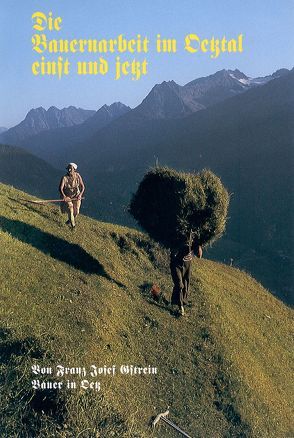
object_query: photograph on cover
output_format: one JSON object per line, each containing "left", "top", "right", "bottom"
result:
{"left": 0, "top": 0, "right": 293, "bottom": 436}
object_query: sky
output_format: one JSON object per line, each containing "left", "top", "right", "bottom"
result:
{"left": 0, "top": 0, "right": 293, "bottom": 127}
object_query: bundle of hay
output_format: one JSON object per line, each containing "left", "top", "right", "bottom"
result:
{"left": 129, "top": 167, "right": 229, "bottom": 250}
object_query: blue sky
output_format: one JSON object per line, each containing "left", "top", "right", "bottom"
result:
{"left": 0, "top": 0, "right": 293, "bottom": 127}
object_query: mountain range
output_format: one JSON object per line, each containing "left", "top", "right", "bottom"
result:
{"left": 0, "top": 68, "right": 289, "bottom": 167}
{"left": 134, "top": 68, "right": 290, "bottom": 119}
{"left": 0, "top": 106, "right": 96, "bottom": 146}
{"left": 1, "top": 102, "right": 131, "bottom": 167}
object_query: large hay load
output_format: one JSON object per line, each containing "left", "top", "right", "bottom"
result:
{"left": 129, "top": 167, "right": 229, "bottom": 250}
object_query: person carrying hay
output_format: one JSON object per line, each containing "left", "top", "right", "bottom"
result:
{"left": 129, "top": 166, "right": 229, "bottom": 318}
{"left": 59, "top": 162, "right": 85, "bottom": 228}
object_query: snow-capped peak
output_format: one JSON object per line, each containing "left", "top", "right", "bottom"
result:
{"left": 229, "top": 73, "right": 251, "bottom": 86}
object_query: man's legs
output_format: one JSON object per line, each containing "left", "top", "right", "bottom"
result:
{"left": 182, "top": 260, "right": 192, "bottom": 305}
{"left": 66, "top": 201, "right": 75, "bottom": 227}
{"left": 170, "top": 260, "right": 186, "bottom": 314}
{"left": 73, "top": 199, "right": 81, "bottom": 218}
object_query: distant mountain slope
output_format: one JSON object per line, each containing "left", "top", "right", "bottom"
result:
{"left": 0, "top": 144, "right": 60, "bottom": 198}
{"left": 85, "top": 101, "right": 131, "bottom": 128}
{"left": 16, "top": 102, "right": 131, "bottom": 168}
{"left": 133, "top": 68, "right": 290, "bottom": 119}
{"left": 0, "top": 106, "right": 95, "bottom": 145}
{"left": 0, "top": 127, "right": 7, "bottom": 134}
{"left": 0, "top": 183, "right": 292, "bottom": 437}
{"left": 68, "top": 70, "right": 293, "bottom": 304}
{"left": 134, "top": 79, "right": 204, "bottom": 119}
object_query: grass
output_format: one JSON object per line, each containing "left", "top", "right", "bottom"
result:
{"left": 0, "top": 183, "right": 293, "bottom": 437}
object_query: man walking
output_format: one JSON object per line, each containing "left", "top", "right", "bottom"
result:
{"left": 170, "top": 236, "right": 202, "bottom": 316}
{"left": 59, "top": 163, "right": 85, "bottom": 228}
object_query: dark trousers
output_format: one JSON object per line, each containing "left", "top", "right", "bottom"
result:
{"left": 170, "top": 258, "right": 192, "bottom": 306}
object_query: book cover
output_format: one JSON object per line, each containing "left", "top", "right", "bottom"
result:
{"left": 0, "top": 1, "right": 293, "bottom": 436}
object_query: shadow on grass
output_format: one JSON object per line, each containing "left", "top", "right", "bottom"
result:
{"left": 0, "top": 216, "right": 124, "bottom": 286}
{"left": 0, "top": 328, "right": 45, "bottom": 364}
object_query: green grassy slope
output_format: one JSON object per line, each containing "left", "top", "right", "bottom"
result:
{"left": 0, "top": 183, "right": 293, "bottom": 437}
